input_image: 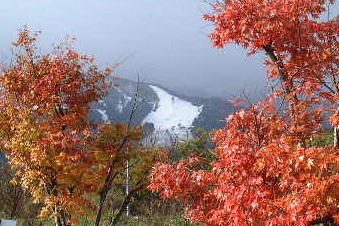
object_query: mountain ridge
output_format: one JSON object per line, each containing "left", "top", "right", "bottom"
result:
{"left": 91, "top": 78, "right": 237, "bottom": 142}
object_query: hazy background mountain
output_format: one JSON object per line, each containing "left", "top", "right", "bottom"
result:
{"left": 91, "top": 78, "right": 237, "bottom": 143}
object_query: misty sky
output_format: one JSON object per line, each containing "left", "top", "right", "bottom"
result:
{"left": 0, "top": 1, "right": 338, "bottom": 99}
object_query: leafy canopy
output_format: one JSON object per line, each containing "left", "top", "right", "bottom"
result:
{"left": 0, "top": 28, "right": 114, "bottom": 220}
{"left": 150, "top": 0, "right": 339, "bottom": 225}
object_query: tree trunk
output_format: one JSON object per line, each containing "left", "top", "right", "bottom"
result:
{"left": 125, "top": 160, "right": 130, "bottom": 218}
{"left": 109, "top": 183, "right": 143, "bottom": 226}
{"left": 60, "top": 210, "right": 69, "bottom": 226}
{"left": 95, "top": 196, "right": 106, "bottom": 226}
{"left": 334, "top": 126, "right": 339, "bottom": 148}
{"left": 263, "top": 44, "right": 298, "bottom": 109}
{"left": 9, "top": 189, "right": 19, "bottom": 219}
{"left": 94, "top": 169, "right": 119, "bottom": 226}
{"left": 311, "top": 215, "right": 335, "bottom": 225}
{"left": 53, "top": 209, "right": 63, "bottom": 226}
{"left": 334, "top": 107, "right": 339, "bottom": 148}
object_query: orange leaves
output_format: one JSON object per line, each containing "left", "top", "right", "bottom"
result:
{"left": 12, "top": 28, "right": 41, "bottom": 47}
{"left": 0, "top": 29, "right": 156, "bottom": 225}
{"left": 149, "top": 1, "right": 339, "bottom": 225}
{"left": 150, "top": 101, "right": 339, "bottom": 225}
{"left": 204, "top": 0, "right": 339, "bottom": 99}
{"left": 0, "top": 28, "right": 119, "bottom": 223}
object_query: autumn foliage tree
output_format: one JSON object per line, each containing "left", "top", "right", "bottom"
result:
{"left": 0, "top": 28, "right": 158, "bottom": 226}
{"left": 204, "top": 0, "right": 339, "bottom": 144}
{"left": 0, "top": 28, "right": 113, "bottom": 225}
{"left": 149, "top": 0, "right": 339, "bottom": 225}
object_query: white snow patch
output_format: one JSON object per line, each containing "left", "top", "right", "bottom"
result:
{"left": 113, "top": 87, "right": 132, "bottom": 112}
{"left": 142, "top": 85, "right": 202, "bottom": 143}
{"left": 116, "top": 88, "right": 132, "bottom": 103}
{"left": 123, "top": 93, "right": 132, "bottom": 103}
{"left": 96, "top": 109, "right": 109, "bottom": 121}
{"left": 115, "top": 87, "right": 123, "bottom": 93}
{"left": 149, "top": 101, "right": 157, "bottom": 111}
{"left": 117, "top": 94, "right": 132, "bottom": 112}
{"left": 117, "top": 100, "right": 124, "bottom": 113}
{"left": 98, "top": 99, "right": 107, "bottom": 108}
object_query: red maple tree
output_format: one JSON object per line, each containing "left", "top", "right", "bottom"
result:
{"left": 149, "top": 0, "right": 339, "bottom": 225}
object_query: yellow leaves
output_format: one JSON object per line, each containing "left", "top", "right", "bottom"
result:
{"left": 31, "top": 187, "right": 48, "bottom": 205}
{"left": 0, "top": 28, "right": 119, "bottom": 223}
{"left": 38, "top": 207, "right": 50, "bottom": 218}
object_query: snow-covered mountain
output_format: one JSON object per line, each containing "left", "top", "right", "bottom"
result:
{"left": 91, "top": 78, "right": 236, "bottom": 143}
{"left": 142, "top": 85, "right": 203, "bottom": 143}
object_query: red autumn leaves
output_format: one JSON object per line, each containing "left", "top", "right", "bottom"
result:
{"left": 150, "top": 0, "right": 339, "bottom": 225}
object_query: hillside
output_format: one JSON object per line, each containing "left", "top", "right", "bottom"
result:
{"left": 91, "top": 78, "right": 237, "bottom": 142}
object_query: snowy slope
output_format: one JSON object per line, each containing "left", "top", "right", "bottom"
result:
{"left": 96, "top": 109, "right": 109, "bottom": 121}
{"left": 90, "top": 79, "right": 236, "bottom": 144}
{"left": 142, "top": 85, "right": 203, "bottom": 143}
